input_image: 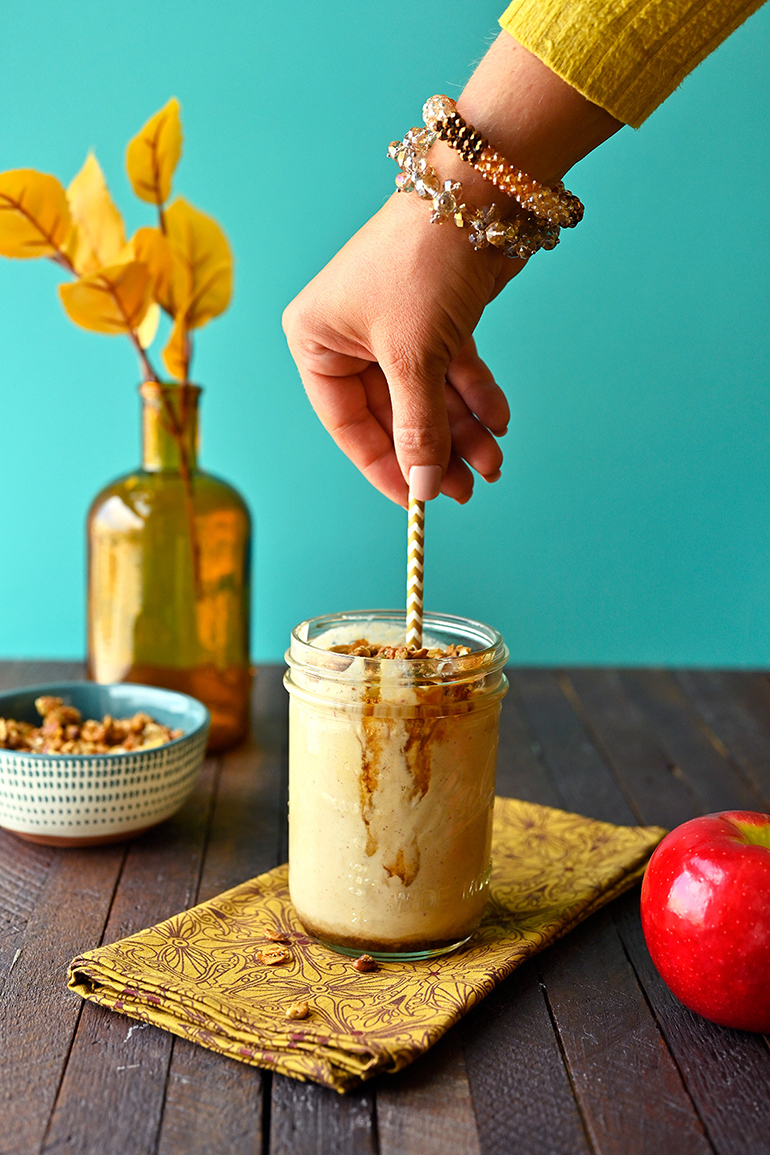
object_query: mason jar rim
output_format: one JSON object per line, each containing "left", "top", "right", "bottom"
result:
{"left": 285, "top": 608, "right": 508, "bottom": 686}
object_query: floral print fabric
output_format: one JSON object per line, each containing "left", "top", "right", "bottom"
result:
{"left": 68, "top": 798, "right": 665, "bottom": 1092}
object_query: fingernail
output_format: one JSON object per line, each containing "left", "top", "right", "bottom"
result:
{"left": 492, "top": 425, "right": 508, "bottom": 437}
{"left": 485, "top": 469, "right": 502, "bottom": 483}
{"left": 409, "top": 465, "right": 443, "bottom": 501}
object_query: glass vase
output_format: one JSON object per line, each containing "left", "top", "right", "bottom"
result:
{"left": 87, "top": 382, "right": 251, "bottom": 752}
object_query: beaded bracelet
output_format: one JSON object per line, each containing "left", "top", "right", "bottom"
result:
{"left": 387, "top": 127, "right": 560, "bottom": 260}
{"left": 422, "top": 95, "right": 583, "bottom": 229}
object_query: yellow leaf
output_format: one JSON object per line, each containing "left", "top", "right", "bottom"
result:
{"left": 162, "top": 312, "right": 189, "bottom": 381}
{"left": 66, "top": 153, "right": 126, "bottom": 276}
{"left": 59, "top": 261, "right": 152, "bottom": 335}
{"left": 126, "top": 98, "right": 182, "bottom": 207}
{"left": 128, "top": 226, "right": 174, "bottom": 308}
{"left": 0, "top": 169, "right": 72, "bottom": 259}
{"left": 165, "top": 197, "right": 232, "bottom": 329}
{"left": 137, "top": 301, "right": 160, "bottom": 348}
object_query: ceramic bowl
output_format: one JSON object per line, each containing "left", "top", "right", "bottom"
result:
{"left": 0, "top": 682, "right": 209, "bottom": 847}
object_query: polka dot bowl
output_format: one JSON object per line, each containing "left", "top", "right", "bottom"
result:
{"left": 0, "top": 682, "right": 209, "bottom": 847}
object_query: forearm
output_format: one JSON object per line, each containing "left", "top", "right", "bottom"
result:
{"left": 429, "top": 32, "right": 623, "bottom": 203}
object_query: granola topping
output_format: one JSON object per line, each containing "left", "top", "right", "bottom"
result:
{"left": 353, "top": 953, "right": 379, "bottom": 972}
{"left": 285, "top": 1000, "right": 310, "bottom": 1020}
{"left": 329, "top": 639, "right": 472, "bottom": 659}
{"left": 257, "top": 946, "right": 292, "bottom": 966}
{"left": 263, "top": 926, "right": 291, "bottom": 943}
{"left": 0, "top": 697, "right": 183, "bottom": 756}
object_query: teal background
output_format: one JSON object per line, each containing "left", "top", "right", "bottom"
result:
{"left": 0, "top": 1, "right": 768, "bottom": 665}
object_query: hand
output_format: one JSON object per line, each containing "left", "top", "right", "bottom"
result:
{"left": 283, "top": 34, "right": 622, "bottom": 505}
{"left": 282, "top": 183, "right": 516, "bottom": 507}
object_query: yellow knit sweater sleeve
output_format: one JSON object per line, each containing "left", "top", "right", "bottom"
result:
{"left": 499, "top": 0, "right": 766, "bottom": 126}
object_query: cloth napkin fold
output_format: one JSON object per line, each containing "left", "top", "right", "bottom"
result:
{"left": 68, "top": 798, "right": 664, "bottom": 1092}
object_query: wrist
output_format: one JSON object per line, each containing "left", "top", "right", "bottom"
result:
{"left": 383, "top": 180, "right": 505, "bottom": 268}
{"left": 379, "top": 182, "right": 506, "bottom": 298}
{"left": 385, "top": 123, "right": 555, "bottom": 274}
{"left": 427, "top": 138, "right": 518, "bottom": 213}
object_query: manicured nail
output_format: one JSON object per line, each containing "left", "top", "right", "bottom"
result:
{"left": 409, "top": 465, "right": 443, "bottom": 501}
{"left": 485, "top": 469, "right": 502, "bottom": 483}
{"left": 496, "top": 426, "right": 509, "bottom": 437}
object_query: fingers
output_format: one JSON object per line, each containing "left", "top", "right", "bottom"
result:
{"left": 444, "top": 381, "right": 504, "bottom": 483}
{"left": 441, "top": 452, "right": 476, "bottom": 503}
{"left": 286, "top": 323, "right": 506, "bottom": 507}
{"left": 360, "top": 368, "right": 502, "bottom": 503}
{"left": 284, "top": 305, "right": 408, "bottom": 504}
{"left": 297, "top": 362, "right": 409, "bottom": 505}
{"left": 446, "top": 337, "right": 510, "bottom": 436}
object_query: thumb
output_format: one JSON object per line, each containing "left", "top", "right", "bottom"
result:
{"left": 384, "top": 349, "right": 451, "bottom": 502}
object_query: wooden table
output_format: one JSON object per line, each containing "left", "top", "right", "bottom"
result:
{"left": 2, "top": 661, "right": 770, "bottom": 1155}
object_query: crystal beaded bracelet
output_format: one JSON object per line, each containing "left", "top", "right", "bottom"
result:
{"left": 422, "top": 95, "right": 584, "bottom": 230}
{"left": 387, "top": 127, "right": 560, "bottom": 260}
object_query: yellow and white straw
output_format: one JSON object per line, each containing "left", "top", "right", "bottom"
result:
{"left": 406, "top": 492, "right": 425, "bottom": 648}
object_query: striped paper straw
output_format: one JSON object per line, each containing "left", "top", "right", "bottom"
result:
{"left": 406, "top": 492, "right": 425, "bottom": 648}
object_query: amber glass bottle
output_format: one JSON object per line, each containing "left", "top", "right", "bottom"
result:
{"left": 87, "top": 383, "right": 251, "bottom": 751}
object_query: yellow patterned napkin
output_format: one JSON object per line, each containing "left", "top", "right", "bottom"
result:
{"left": 68, "top": 798, "right": 664, "bottom": 1092}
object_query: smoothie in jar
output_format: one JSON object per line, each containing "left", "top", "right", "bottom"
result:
{"left": 284, "top": 610, "right": 509, "bottom": 958}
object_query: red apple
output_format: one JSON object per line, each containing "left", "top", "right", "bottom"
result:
{"left": 640, "top": 810, "right": 770, "bottom": 1032}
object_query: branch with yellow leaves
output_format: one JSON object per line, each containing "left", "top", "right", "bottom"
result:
{"left": 0, "top": 98, "right": 234, "bottom": 592}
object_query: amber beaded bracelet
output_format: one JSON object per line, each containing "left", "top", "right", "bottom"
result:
{"left": 422, "top": 95, "right": 584, "bottom": 230}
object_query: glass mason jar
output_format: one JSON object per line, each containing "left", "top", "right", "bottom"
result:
{"left": 284, "top": 609, "right": 509, "bottom": 959}
{"left": 87, "top": 383, "right": 251, "bottom": 752}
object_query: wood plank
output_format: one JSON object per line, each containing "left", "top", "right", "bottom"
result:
{"left": 41, "top": 753, "right": 220, "bottom": 1155}
{"left": 155, "top": 1038, "right": 264, "bottom": 1155}
{"left": 512, "top": 669, "right": 639, "bottom": 825}
{"left": 539, "top": 910, "right": 712, "bottom": 1155}
{"left": 513, "top": 670, "right": 719, "bottom": 1153}
{"left": 460, "top": 959, "right": 593, "bottom": 1155}
{"left": 716, "top": 670, "right": 770, "bottom": 724}
{"left": 564, "top": 669, "right": 701, "bottom": 830}
{"left": 196, "top": 665, "right": 289, "bottom": 901}
{"left": 0, "top": 840, "right": 125, "bottom": 1155}
{"left": 496, "top": 677, "right": 563, "bottom": 808}
{"left": 0, "top": 835, "right": 55, "bottom": 987}
{"left": 616, "top": 670, "right": 765, "bottom": 814}
{"left": 156, "top": 667, "right": 288, "bottom": 1155}
{"left": 0, "top": 654, "right": 124, "bottom": 1155}
{"left": 566, "top": 668, "right": 770, "bottom": 1155}
{"left": 612, "top": 891, "right": 770, "bottom": 1155}
{"left": 377, "top": 1031, "right": 481, "bottom": 1155}
{"left": 675, "top": 670, "right": 770, "bottom": 806}
{"left": 0, "top": 659, "right": 85, "bottom": 692}
{"left": 269, "top": 1077, "right": 377, "bottom": 1155}
{"left": 0, "top": 661, "right": 36, "bottom": 690}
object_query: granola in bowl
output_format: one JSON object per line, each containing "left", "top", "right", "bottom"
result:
{"left": 0, "top": 696, "right": 183, "bottom": 756}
